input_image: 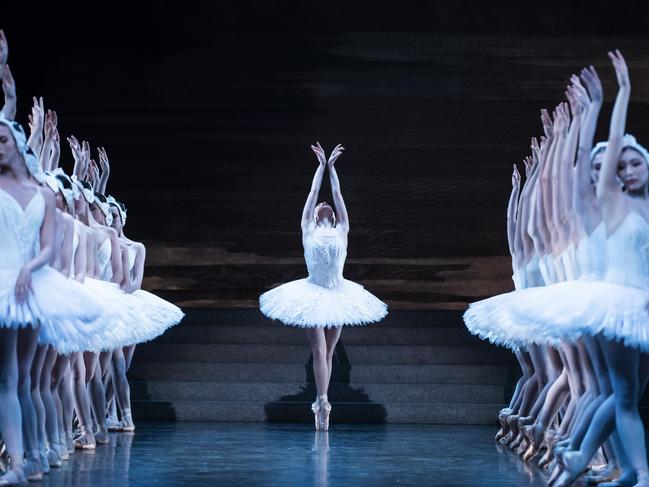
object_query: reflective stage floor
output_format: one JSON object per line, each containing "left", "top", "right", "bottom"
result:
{"left": 35, "top": 422, "right": 555, "bottom": 486}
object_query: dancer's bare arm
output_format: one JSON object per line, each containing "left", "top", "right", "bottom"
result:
{"left": 327, "top": 144, "right": 349, "bottom": 234}
{"left": 301, "top": 142, "right": 327, "bottom": 234}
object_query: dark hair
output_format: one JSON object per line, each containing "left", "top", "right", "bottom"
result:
{"left": 55, "top": 174, "right": 72, "bottom": 190}
{"left": 80, "top": 180, "right": 93, "bottom": 191}
{"left": 94, "top": 192, "right": 107, "bottom": 203}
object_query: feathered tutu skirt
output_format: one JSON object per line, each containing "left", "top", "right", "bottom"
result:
{"left": 82, "top": 279, "right": 183, "bottom": 351}
{"left": 0, "top": 266, "right": 103, "bottom": 354}
{"left": 259, "top": 277, "right": 388, "bottom": 328}
{"left": 463, "top": 279, "right": 649, "bottom": 351}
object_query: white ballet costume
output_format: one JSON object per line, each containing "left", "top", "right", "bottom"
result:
{"left": 127, "top": 245, "right": 184, "bottom": 343}
{"left": 259, "top": 224, "right": 387, "bottom": 328}
{"left": 0, "top": 188, "right": 103, "bottom": 354}
{"left": 464, "top": 214, "right": 649, "bottom": 350}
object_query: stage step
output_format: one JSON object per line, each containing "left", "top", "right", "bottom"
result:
{"left": 129, "top": 308, "right": 518, "bottom": 424}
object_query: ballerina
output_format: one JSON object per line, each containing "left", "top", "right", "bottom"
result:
{"left": 260, "top": 143, "right": 387, "bottom": 430}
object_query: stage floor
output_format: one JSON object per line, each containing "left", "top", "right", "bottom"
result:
{"left": 39, "top": 422, "right": 552, "bottom": 486}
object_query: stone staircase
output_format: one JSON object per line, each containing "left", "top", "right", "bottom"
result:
{"left": 128, "top": 308, "right": 518, "bottom": 424}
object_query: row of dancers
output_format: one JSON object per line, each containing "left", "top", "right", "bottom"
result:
{"left": 0, "top": 30, "right": 183, "bottom": 485}
{"left": 464, "top": 50, "right": 649, "bottom": 487}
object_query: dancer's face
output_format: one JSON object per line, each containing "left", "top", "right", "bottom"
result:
{"left": 315, "top": 203, "right": 334, "bottom": 227}
{"left": 617, "top": 148, "right": 649, "bottom": 193}
{"left": 53, "top": 190, "right": 65, "bottom": 211}
{"left": 0, "top": 125, "right": 21, "bottom": 171}
{"left": 110, "top": 207, "right": 123, "bottom": 233}
{"left": 90, "top": 203, "right": 105, "bottom": 224}
{"left": 591, "top": 151, "right": 605, "bottom": 184}
{"left": 74, "top": 196, "right": 88, "bottom": 217}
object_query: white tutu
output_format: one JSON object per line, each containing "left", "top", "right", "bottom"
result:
{"left": 0, "top": 266, "right": 103, "bottom": 354}
{"left": 464, "top": 280, "right": 649, "bottom": 351}
{"left": 260, "top": 277, "right": 388, "bottom": 328}
{"left": 130, "top": 289, "right": 184, "bottom": 343}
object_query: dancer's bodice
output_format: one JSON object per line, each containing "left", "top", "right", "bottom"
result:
{"left": 96, "top": 236, "right": 113, "bottom": 281}
{"left": 576, "top": 223, "right": 607, "bottom": 281}
{"left": 0, "top": 187, "right": 44, "bottom": 269}
{"left": 304, "top": 226, "right": 347, "bottom": 288}
{"left": 604, "top": 212, "right": 649, "bottom": 291}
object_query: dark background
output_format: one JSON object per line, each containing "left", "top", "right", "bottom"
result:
{"left": 3, "top": 1, "right": 649, "bottom": 306}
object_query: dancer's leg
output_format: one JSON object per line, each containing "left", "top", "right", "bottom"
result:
{"left": 324, "top": 327, "right": 343, "bottom": 391}
{"left": 112, "top": 347, "right": 134, "bottom": 430}
{"left": 306, "top": 329, "right": 328, "bottom": 396}
{"left": 17, "top": 327, "right": 46, "bottom": 474}
{"left": 71, "top": 353, "right": 95, "bottom": 449}
{"left": 0, "top": 328, "right": 25, "bottom": 476}
{"left": 41, "top": 346, "right": 63, "bottom": 459}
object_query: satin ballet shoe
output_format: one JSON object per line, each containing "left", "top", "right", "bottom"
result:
{"left": 65, "top": 433, "right": 75, "bottom": 454}
{"left": 0, "top": 467, "right": 27, "bottom": 486}
{"left": 74, "top": 430, "right": 96, "bottom": 450}
{"left": 317, "top": 400, "right": 332, "bottom": 431}
{"left": 120, "top": 409, "right": 136, "bottom": 432}
{"left": 537, "top": 448, "right": 554, "bottom": 469}
{"left": 311, "top": 401, "right": 319, "bottom": 430}
{"left": 94, "top": 428, "right": 110, "bottom": 445}
{"left": 47, "top": 449, "right": 62, "bottom": 468}
{"left": 106, "top": 419, "right": 123, "bottom": 432}
{"left": 597, "top": 470, "right": 637, "bottom": 487}
{"left": 550, "top": 451, "right": 589, "bottom": 487}
{"left": 20, "top": 459, "right": 43, "bottom": 482}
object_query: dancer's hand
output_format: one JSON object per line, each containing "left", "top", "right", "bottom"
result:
{"left": 569, "top": 76, "right": 590, "bottom": 114}
{"left": 541, "top": 109, "right": 552, "bottom": 137}
{"left": 311, "top": 142, "right": 327, "bottom": 166}
{"left": 14, "top": 266, "right": 32, "bottom": 304}
{"left": 580, "top": 66, "right": 602, "bottom": 104}
{"left": 608, "top": 49, "right": 630, "bottom": 90}
{"left": 67, "top": 135, "right": 83, "bottom": 161}
{"left": 0, "top": 30, "right": 7, "bottom": 67}
{"left": 88, "top": 159, "right": 100, "bottom": 188}
{"left": 44, "top": 111, "right": 55, "bottom": 140}
{"left": 2, "top": 64, "right": 15, "bottom": 99}
{"left": 98, "top": 146, "right": 110, "bottom": 173}
{"left": 512, "top": 164, "right": 521, "bottom": 187}
{"left": 28, "top": 96, "right": 44, "bottom": 135}
{"left": 327, "top": 144, "right": 344, "bottom": 167}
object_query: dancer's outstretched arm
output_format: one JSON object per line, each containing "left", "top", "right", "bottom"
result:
{"left": 97, "top": 147, "right": 110, "bottom": 194}
{"left": 556, "top": 90, "right": 582, "bottom": 242}
{"left": 517, "top": 140, "right": 540, "bottom": 258}
{"left": 327, "top": 144, "right": 349, "bottom": 234}
{"left": 597, "top": 50, "right": 631, "bottom": 209}
{"left": 549, "top": 104, "right": 569, "bottom": 244}
{"left": 68, "top": 136, "right": 84, "bottom": 178}
{"left": 1, "top": 65, "right": 16, "bottom": 121}
{"left": 507, "top": 164, "right": 521, "bottom": 258}
{"left": 301, "top": 142, "right": 327, "bottom": 233}
{"left": 27, "top": 96, "right": 44, "bottom": 155}
{"left": 48, "top": 124, "right": 60, "bottom": 171}
{"left": 40, "top": 110, "right": 55, "bottom": 170}
{"left": 129, "top": 243, "right": 146, "bottom": 292}
{"left": 573, "top": 67, "right": 603, "bottom": 233}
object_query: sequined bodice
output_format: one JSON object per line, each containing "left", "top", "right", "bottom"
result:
{"left": 0, "top": 188, "right": 44, "bottom": 269}
{"left": 604, "top": 212, "right": 649, "bottom": 291}
{"left": 304, "top": 226, "right": 346, "bottom": 288}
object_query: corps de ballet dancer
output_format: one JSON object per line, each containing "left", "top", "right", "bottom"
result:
{"left": 260, "top": 143, "right": 387, "bottom": 430}
{"left": 464, "top": 50, "right": 649, "bottom": 487}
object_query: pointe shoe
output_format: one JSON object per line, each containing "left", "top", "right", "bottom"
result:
{"left": 21, "top": 458, "right": 43, "bottom": 482}
{"left": 538, "top": 448, "right": 554, "bottom": 469}
{"left": 317, "top": 400, "right": 332, "bottom": 431}
{"left": 597, "top": 469, "right": 637, "bottom": 487}
{"left": 0, "top": 467, "right": 27, "bottom": 486}
{"left": 47, "top": 449, "right": 63, "bottom": 468}
{"left": 120, "top": 409, "right": 136, "bottom": 432}
{"left": 311, "top": 401, "right": 321, "bottom": 431}
{"left": 65, "top": 432, "right": 75, "bottom": 454}
{"left": 74, "top": 430, "right": 96, "bottom": 450}
{"left": 106, "top": 418, "right": 123, "bottom": 432}
{"left": 94, "top": 428, "right": 110, "bottom": 445}
{"left": 550, "top": 451, "right": 588, "bottom": 487}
